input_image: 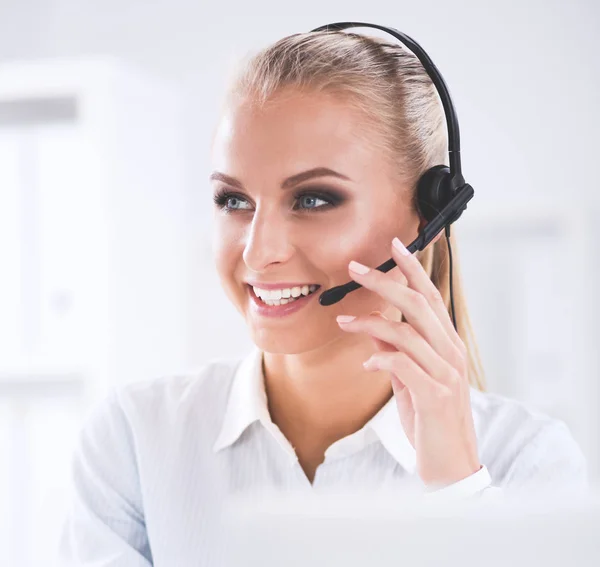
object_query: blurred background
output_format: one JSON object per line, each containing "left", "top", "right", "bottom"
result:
{"left": 0, "top": 0, "right": 598, "bottom": 565}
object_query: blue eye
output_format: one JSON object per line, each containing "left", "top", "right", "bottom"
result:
{"left": 220, "top": 194, "right": 252, "bottom": 211}
{"left": 294, "top": 194, "right": 330, "bottom": 210}
{"left": 212, "top": 189, "right": 340, "bottom": 213}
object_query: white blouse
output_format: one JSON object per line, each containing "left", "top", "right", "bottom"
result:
{"left": 58, "top": 346, "right": 588, "bottom": 566}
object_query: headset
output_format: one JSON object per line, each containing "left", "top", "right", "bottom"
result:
{"left": 310, "top": 22, "right": 474, "bottom": 333}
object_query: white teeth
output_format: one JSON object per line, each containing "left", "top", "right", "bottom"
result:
{"left": 264, "top": 298, "right": 296, "bottom": 306}
{"left": 252, "top": 284, "right": 320, "bottom": 306}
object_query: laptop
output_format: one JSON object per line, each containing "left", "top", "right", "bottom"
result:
{"left": 221, "top": 487, "right": 600, "bottom": 566}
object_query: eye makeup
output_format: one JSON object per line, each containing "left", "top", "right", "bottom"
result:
{"left": 212, "top": 186, "right": 348, "bottom": 214}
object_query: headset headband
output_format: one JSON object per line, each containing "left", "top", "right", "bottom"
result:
{"left": 310, "top": 22, "right": 463, "bottom": 186}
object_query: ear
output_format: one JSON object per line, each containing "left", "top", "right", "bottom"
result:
{"left": 418, "top": 215, "right": 444, "bottom": 245}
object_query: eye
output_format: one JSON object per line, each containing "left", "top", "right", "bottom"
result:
{"left": 212, "top": 188, "right": 343, "bottom": 213}
{"left": 212, "top": 190, "right": 252, "bottom": 211}
{"left": 293, "top": 192, "right": 332, "bottom": 211}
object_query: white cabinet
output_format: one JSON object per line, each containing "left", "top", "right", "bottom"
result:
{"left": 0, "top": 58, "right": 190, "bottom": 566}
{"left": 0, "top": 58, "right": 190, "bottom": 395}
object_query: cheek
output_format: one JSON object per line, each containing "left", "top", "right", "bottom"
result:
{"left": 212, "top": 219, "right": 243, "bottom": 279}
{"left": 323, "top": 215, "right": 393, "bottom": 275}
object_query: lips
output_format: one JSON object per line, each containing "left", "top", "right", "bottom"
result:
{"left": 247, "top": 284, "right": 320, "bottom": 318}
{"left": 252, "top": 285, "right": 319, "bottom": 304}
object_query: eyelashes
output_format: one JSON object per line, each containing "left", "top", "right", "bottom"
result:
{"left": 212, "top": 187, "right": 346, "bottom": 214}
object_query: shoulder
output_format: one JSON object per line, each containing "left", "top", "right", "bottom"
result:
{"left": 80, "top": 356, "right": 244, "bottom": 452}
{"left": 469, "top": 387, "right": 565, "bottom": 445}
{"left": 62, "top": 358, "right": 245, "bottom": 564}
{"left": 469, "top": 388, "right": 588, "bottom": 490}
{"left": 115, "top": 356, "right": 242, "bottom": 422}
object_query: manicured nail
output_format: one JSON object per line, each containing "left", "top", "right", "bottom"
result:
{"left": 363, "top": 357, "right": 378, "bottom": 370}
{"left": 392, "top": 237, "right": 410, "bottom": 256}
{"left": 336, "top": 315, "right": 356, "bottom": 324}
{"left": 349, "top": 260, "right": 370, "bottom": 274}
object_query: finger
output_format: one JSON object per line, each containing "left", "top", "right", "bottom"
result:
{"left": 367, "top": 312, "right": 408, "bottom": 393}
{"left": 387, "top": 267, "right": 408, "bottom": 323}
{"left": 391, "top": 372, "right": 409, "bottom": 397}
{"left": 367, "top": 311, "right": 397, "bottom": 353}
{"left": 347, "top": 259, "right": 464, "bottom": 373}
{"left": 388, "top": 265, "right": 408, "bottom": 288}
{"left": 338, "top": 314, "right": 459, "bottom": 388}
{"left": 365, "top": 351, "right": 451, "bottom": 411}
{"left": 390, "top": 237, "right": 463, "bottom": 353}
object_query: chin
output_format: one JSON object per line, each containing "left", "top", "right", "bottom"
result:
{"left": 248, "top": 325, "right": 333, "bottom": 355}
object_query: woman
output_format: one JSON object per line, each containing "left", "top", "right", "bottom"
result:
{"left": 59, "top": 29, "right": 587, "bottom": 566}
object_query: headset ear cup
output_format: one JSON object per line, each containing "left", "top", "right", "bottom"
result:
{"left": 416, "top": 165, "right": 453, "bottom": 222}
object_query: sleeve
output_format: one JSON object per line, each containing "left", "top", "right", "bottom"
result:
{"left": 500, "top": 419, "right": 589, "bottom": 496}
{"left": 57, "top": 390, "right": 154, "bottom": 566}
{"left": 423, "top": 464, "right": 495, "bottom": 500}
{"left": 424, "top": 420, "right": 588, "bottom": 502}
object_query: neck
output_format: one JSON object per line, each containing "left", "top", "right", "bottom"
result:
{"left": 262, "top": 333, "right": 394, "bottom": 448}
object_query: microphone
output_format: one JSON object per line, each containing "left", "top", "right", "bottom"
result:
{"left": 317, "top": 183, "right": 474, "bottom": 306}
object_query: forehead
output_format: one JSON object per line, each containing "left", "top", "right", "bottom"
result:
{"left": 211, "top": 90, "right": 384, "bottom": 183}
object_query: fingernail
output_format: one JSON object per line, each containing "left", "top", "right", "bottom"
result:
{"left": 392, "top": 237, "right": 410, "bottom": 256}
{"left": 336, "top": 315, "right": 356, "bottom": 324}
{"left": 349, "top": 260, "right": 370, "bottom": 274}
{"left": 363, "top": 358, "right": 378, "bottom": 370}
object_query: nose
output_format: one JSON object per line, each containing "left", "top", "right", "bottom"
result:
{"left": 242, "top": 206, "right": 295, "bottom": 272}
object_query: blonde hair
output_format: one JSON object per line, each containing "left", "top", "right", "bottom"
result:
{"left": 225, "top": 31, "right": 486, "bottom": 391}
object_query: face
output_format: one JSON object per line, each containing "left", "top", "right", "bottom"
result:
{"left": 210, "top": 89, "right": 421, "bottom": 354}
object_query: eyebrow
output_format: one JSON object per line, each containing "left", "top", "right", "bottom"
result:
{"left": 208, "top": 167, "right": 351, "bottom": 190}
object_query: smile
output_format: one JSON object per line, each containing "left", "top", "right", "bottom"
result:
{"left": 248, "top": 284, "right": 321, "bottom": 318}
{"left": 252, "top": 284, "right": 319, "bottom": 305}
